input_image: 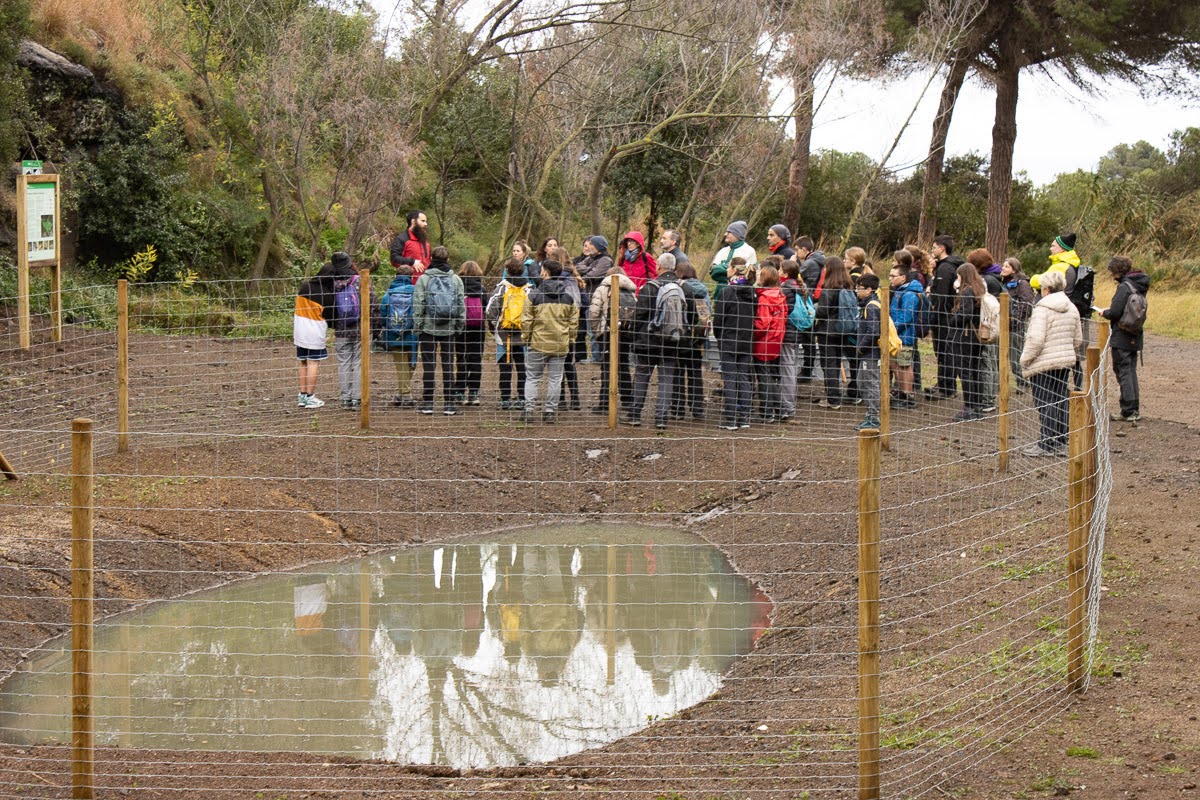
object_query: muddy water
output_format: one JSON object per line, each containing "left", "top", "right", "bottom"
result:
{"left": 0, "top": 524, "right": 769, "bottom": 769}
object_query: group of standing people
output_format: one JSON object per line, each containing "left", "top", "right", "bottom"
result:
{"left": 292, "top": 211, "right": 1150, "bottom": 447}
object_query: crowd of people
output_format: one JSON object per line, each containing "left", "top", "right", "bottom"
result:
{"left": 293, "top": 212, "right": 1150, "bottom": 453}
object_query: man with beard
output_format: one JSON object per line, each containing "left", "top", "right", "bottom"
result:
{"left": 390, "top": 210, "right": 432, "bottom": 277}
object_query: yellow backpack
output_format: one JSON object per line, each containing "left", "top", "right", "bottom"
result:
{"left": 499, "top": 283, "right": 528, "bottom": 330}
{"left": 867, "top": 299, "right": 902, "bottom": 358}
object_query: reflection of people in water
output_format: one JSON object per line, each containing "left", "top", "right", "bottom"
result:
{"left": 520, "top": 546, "right": 581, "bottom": 685}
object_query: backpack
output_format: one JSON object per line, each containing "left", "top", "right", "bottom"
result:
{"left": 867, "top": 299, "right": 902, "bottom": 357}
{"left": 914, "top": 290, "right": 933, "bottom": 338}
{"left": 616, "top": 286, "right": 637, "bottom": 329}
{"left": 499, "top": 283, "right": 528, "bottom": 330}
{"left": 1068, "top": 265, "right": 1095, "bottom": 318}
{"left": 333, "top": 275, "right": 360, "bottom": 333}
{"left": 464, "top": 294, "right": 484, "bottom": 328}
{"left": 650, "top": 280, "right": 687, "bottom": 344}
{"left": 976, "top": 291, "right": 1001, "bottom": 343}
{"left": 1117, "top": 284, "right": 1147, "bottom": 335}
{"left": 384, "top": 285, "right": 414, "bottom": 334}
{"left": 787, "top": 292, "right": 815, "bottom": 331}
{"left": 424, "top": 271, "right": 458, "bottom": 322}
{"left": 833, "top": 288, "right": 858, "bottom": 336}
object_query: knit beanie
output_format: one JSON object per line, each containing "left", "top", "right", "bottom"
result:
{"left": 589, "top": 235, "right": 609, "bottom": 252}
{"left": 726, "top": 220, "right": 748, "bottom": 241}
{"left": 331, "top": 251, "right": 352, "bottom": 271}
{"left": 769, "top": 224, "right": 791, "bottom": 242}
{"left": 1055, "top": 233, "right": 1077, "bottom": 251}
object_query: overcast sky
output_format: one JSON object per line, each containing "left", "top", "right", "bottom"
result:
{"left": 808, "top": 69, "right": 1200, "bottom": 186}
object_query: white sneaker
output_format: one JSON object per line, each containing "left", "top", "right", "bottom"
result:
{"left": 304, "top": 395, "right": 325, "bottom": 409}
{"left": 297, "top": 393, "right": 307, "bottom": 407}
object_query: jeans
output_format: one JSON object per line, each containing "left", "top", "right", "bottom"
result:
{"left": 779, "top": 342, "right": 798, "bottom": 416}
{"left": 419, "top": 333, "right": 456, "bottom": 405}
{"left": 1030, "top": 368, "right": 1070, "bottom": 451}
{"left": 1073, "top": 317, "right": 1094, "bottom": 390}
{"left": 455, "top": 328, "right": 485, "bottom": 396}
{"left": 859, "top": 357, "right": 881, "bottom": 419}
{"left": 334, "top": 336, "right": 361, "bottom": 401}
{"left": 1112, "top": 347, "right": 1140, "bottom": 416}
{"left": 754, "top": 358, "right": 781, "bottom": 419}
{"left": 671, "top": 343, "right": 705, "bottom": 419}
{"left": 981, "top": 341, "right": 999, "bottom": 407}
{"left": 720, "top": 350, "right": 753, "bottom": 426}
{"left": 1009, "top": 326, "right": 1027, "bottom": 388}
{"left": 497, "top": 334, "right": 526, "bottom": 402}
{"left": 596, "top": 337, "right": 633, "bottom": 410}
{"left": 630, "top": 354, "right": 676, "bottom": 424}
{"left": 524, "top": 349, "right": 566, "bottom": 412}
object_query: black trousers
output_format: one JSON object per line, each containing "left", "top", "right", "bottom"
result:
{"left": 671, "top": 343, "right": 705, "bottom": 418}
{"left": 454, "top": 328, "right": 485, "bottom": 395}
{"left": 932, "top": 313, "right": 957, "bottom": 393}
{"left": 419, "top": 333, "right": 456, "bottom": 404}
{"left": 952, "top": 335, "right": 984, "bottom": 411}
{"left": 1112, "top": 347, "right": 1140, "bottom": 416}
{"left": 497, "top": 337, "right": 526, "bottom": 402}
{"left": 597, "top": 337, "right": 633, "bottom": 410}
{"left": 1030, "top": 368, "right": 1070, "bottom": 451}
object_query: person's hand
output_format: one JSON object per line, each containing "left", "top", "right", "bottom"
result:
{"left": 414, "top": 260, "right": 425, "bottom": 271}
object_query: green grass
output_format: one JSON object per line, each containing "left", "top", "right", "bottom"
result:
{"left": 1066, "top": 745, "right": 1099, "bottom": 759}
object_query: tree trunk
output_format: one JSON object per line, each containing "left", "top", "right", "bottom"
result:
{"left": 917, "top": 54, "right": 970, "bottom": 248}
{"left": 249, "top": 170, "right": 281, "bottom": 290}
{"left": 678, "top": 157, "right": 710, "bottom": 243}
{"left": 782, "top": 69, "right": 815, "bottom": 234}
{"left": 588, "top": 147, "right": 618, "bottom": 235}
{"left": 986, "top": 34, "right": 1020, "bottom": 261}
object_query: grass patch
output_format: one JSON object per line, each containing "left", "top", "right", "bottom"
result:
{"left": 1066, "top": 745, "right": 1099, "bottom": 759}
{"left": 1093, "top": 282, "right": 1200, "bottom": 341}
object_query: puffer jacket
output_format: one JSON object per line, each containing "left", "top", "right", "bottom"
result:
{"left": 617, "top": 231, "right": 658, "bottom": 291}
{"left": 752, "top": 286, "right": 787, "bottom": 361}
{"left": 1030, "top": 249, "right": 1080, "bottom": 292}
{"left": 588, "top": 271, "right": 638, "bottom": 335}
{"left": 1020, "top": 291, "right": 1082, "bottom": 376}
{"left": 890, "top": 279, "right": 924, "bottom": 346}
{"left": 521, "top": 276, "right": 580, "bottom": 356}
{"left": 578, "top": 252, "right": 614, "bottom": 289}
{"left": 714, "top": 283, "right": 757, "bottom": 356}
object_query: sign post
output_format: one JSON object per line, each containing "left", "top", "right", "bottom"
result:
{"left": 15, "top": 168, "right": 63, "bottom": 348}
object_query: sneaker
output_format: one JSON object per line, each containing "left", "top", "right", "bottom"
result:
{"left": 1110, "top": 411, "right": 1141, "bottom": 422}
{"left": 952, "top": 409, "right": 980, "bottom": 422}
{"left": 981, "top": 404, "right": 997, "bottom": 413}
{"left": 719, "top": 423, "right": 739, "bottom": 431}
{"left": 298, "top": 392, "right": 308, "bottom": 407}
{"left": 419, "top": 405, "right": 434, "bottom": 415}
{"left": 543, "top": 412, "right": 557, "bottom": 424}
{"left": 894, "top": 396, "right": 917, "bottom": 410}
{"left": 856, "top": 416, "right": 881, "bottom": 431}
{"left": 738, "top": 422, "right": 751, "bottom": 429}
{"left": 591, "top": 405, "right": 609, "bottom": 416}
{"left": 1022, "top": 444, "right": 1053, "bottom": 458}
{"left": 847, "top": 396, "right": 863, "bottom": 406}
{"left": 467, "top": 391, "right": 481, "bottom": 406}
{"left": 499, "top": 399, "right": 517, "bottom": 410}
{"left": 391, "top": 395, "right": 414, "bottom": 408}
{"left": 303, "top": 395, "right": 325, "bottom": 409}
{"left": 816, "top": 399, "right": 833, "bottom": 409}
{"left": 341, "top": 399, "right": 354, "bottom": 410}
{"left": 568, "top": 398, "right": 582, "bottom": 411}
{"left": 443, "top": 406, "right": 457, "bottom": 416}
{"left": 519, "top": 411, "right": 533, "bottom": 424}
{"left": 620, "top": 413, "right": 641, "bottom": 427}
{"left": 655, "top": 420, "right": 668, "bottom": 430}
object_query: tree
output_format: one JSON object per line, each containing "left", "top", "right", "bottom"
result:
{"left": 0, "top": 0, "right": 31, "bottom": 163}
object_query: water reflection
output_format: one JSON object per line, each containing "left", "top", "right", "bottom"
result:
{"left": 0, "top": 525, "right": 770, "bottom": 769}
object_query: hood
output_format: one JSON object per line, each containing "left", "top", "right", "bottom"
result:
{"left": 806, "top": 250, "right": 826, "bottom": 268}
{"left": 940, "top": 255, "right": 965, "bottom": 268}
{"left": 899, "top": 279, "right": 924, "bottom": 294}
{"left": 537, "top": 276, "right": 572, "bottom": 302}
{"left": 387, "top": 275, "right": 413, "bottom": 290}
{"left": 756, "top": 286, "right": 784, "bottom": 302}
{"left": 461, "top": 275, "right": 483, "bottom": 291}
{"left": 982, "top": 263, "right": 1002, "bottom": 276}
{"left": 1038, "top": 291, "right": 1075, "bottom": 314}
{"left": 502, "top": 275, "right": 528, "bottom": 289}
{"left": 620, "top": 231, "right": 646, "bottom": 251}
{"left": 427, "top": 259, "right": 452, "bottom": 273}
{"left": 607, "top": 272, "right": 638, "bottom": 293}
{"left": 1125, "top": 271, "right": 1150, "bottom": 293}
{"left": 723, "top": 283, "right": 757, "bottom": 301}
{"left": 1049, "top": 249, "right": 1080, "bottom": 269}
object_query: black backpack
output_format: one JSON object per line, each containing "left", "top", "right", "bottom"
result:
{"left": 1068, "top": 265, "right": 1095, "bottom": 318}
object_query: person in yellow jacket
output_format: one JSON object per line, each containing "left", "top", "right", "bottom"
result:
{"left": 1029, "top": 233, "right": 1080, "bottom": 292}
{"left": 520, "top": 260, "right": 580, "bottom": 423}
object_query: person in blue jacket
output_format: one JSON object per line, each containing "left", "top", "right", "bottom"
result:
{"left": 888, "top": 252, "right": 924, "bottom": 410}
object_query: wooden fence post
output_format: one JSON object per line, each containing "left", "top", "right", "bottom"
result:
{"left": 359, "top": 269, "right": 371, "bottom": 430}
{"left": 16, "top": 174, "right": 31, "bottom": 351}
{"left": 117, "top": 280, "right": 129, "bottom": 453}
{"left": 858, "top": 427, "right": 881, "bottom": 800}
{"left": 998, "top": 293, "right": 1011, "bottom": 472}
{"left": 1067, "top": 391, "right": 1088, "bottom": 693}
{"left": 71, "top": 418, "right": 95, "bottom": 800}
{"left": 0, "top": 450, "right": 17, "bottom": 481}
{"left": 878, "top": 284, "right": 891, "bottom": 452}
{"left": 608, "top": 274, "right": 620, "bottom": 431}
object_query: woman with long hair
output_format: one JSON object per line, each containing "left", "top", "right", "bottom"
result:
{"left": 553, "top": 245, "right": 586, "bottom": 411}
{"left": 904, "top": 244, "right": 935, "bottom": 289}
{"left": 454, "top": 260, "right": 487, "bottom": 405}
{"left": 950, "top": 262, "right": 987, "bottom": 420}
{"left": 812, "top": 255, "right": 854, "bottom": 408}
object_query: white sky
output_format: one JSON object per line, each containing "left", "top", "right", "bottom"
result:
{"left": 808, "top": 68, "right": 1200, "bottom": 186}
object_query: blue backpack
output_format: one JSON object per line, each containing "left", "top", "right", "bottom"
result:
{"left": 833, "top": 288, "right": 858, "bottom": 336}
{"left": 788, "top": 292, "right": 815, "bottom": 331}
{"left": 380, "top": 283, "right": 416, "bottom": 348}
{"left": 333, "top": 275, "right": 360, "bottom": 333}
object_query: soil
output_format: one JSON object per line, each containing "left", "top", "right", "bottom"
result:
{"left": 0, "top": 320, "right": 1197, "bottom": 799}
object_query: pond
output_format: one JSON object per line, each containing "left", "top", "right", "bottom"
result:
{"left": 0, "top": 524, "right": 770, "bottom": 769}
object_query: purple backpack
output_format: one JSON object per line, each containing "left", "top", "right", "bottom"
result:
{"left": 464, "top": 295, "right": 484, "bottom": 328}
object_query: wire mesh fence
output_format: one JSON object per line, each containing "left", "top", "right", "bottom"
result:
{"left": 0, "top": 278, "right": 1113, "bottom": 798}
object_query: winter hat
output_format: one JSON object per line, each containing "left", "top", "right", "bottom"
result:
{"left": 726, "top": 220, "right": 748, "bottom": 240}
{"left": 589, "top": 235, "right": 609, "bottom": 252}
{"left": 769, "top": 224, "right": 791, "bottom": 242}
{"left": 1055, "top": 233, "right": 1077, "bottom": 251}
{"left": 657, "top": 253, "right": 676, "bottom": 273}
{"left": 331, "top": 251, "right": 352, "bottom": 269}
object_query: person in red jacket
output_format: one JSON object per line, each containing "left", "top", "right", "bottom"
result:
{"left": 389, "top": 210, "right": 432, "bottom": 277}
{"left": 617, "top": 230, "right": 657, "bottom": 292}
{"left": 753, "top": 266, "right": 787, "bottom": 423}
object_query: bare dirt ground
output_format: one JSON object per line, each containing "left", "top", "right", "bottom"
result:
{"left": 0, "top": 321, "right": 1196, "bottom": 799}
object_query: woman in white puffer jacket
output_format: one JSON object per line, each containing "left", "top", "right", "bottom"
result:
{"left": 1019, "top": 270, "right": 1082, "bottom": 457}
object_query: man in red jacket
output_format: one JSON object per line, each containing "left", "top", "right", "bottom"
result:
{"left": 390, "top": 211, "right": 431, "bottom": 276}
